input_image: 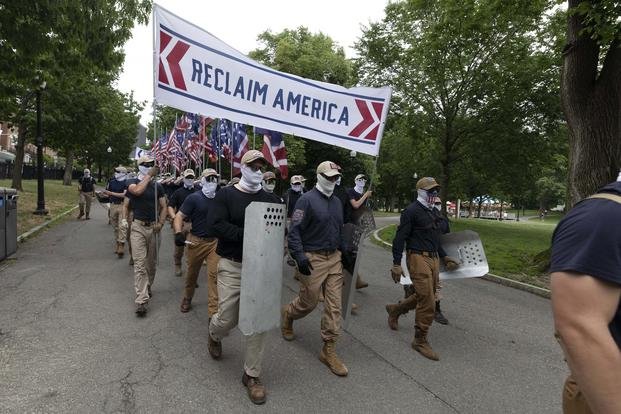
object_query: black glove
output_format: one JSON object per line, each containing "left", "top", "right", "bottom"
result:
{"left": 341, "top": 254, "right": 355, "bottom": 274}
{"left": 174, "top": 232, "right": 186, "bottom": 247}
{"left": 296, "top": 258, "right": 314, "bottom": 276}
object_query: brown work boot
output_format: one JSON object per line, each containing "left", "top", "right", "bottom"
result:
{"left": 385, "top": 304, "right": 402, "bottom": 330}
{"left": 434, "top": 300, "right": 448, "bottom": 325}
{"left": 242, "top": 372, "right": 266, "bottom": 405}
{"left": 174, "top": 264, "right": 182, "bottom": 277}
{"left": 319, "top": 341, "right": 348, "bottom": 377}
{"left": 180, "top": 297, "right": 192, "bottom": 313}
{"left": 355, "top": 274, "right": 369, "bottom": 289}
{"left": 208, "top": 334, "right": 222, "bottom": 359}
{"left": 413, "top": 329, "right": 439, "bottom": 361}
{"left": 351, "top": 303, "right": 359, "bottom": 315}
{"left": 281, "top": 306, "right": 295, "bottom": 341}
{"left": 116, "top": 242, "right": 125, "bottom": 258}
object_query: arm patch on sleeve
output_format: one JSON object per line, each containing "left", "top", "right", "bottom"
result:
{"left": 291, "top": 209, "right": 304, "bottom": 223}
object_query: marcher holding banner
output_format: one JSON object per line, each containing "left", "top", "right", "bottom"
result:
{"left": 207, "top": 150, "right": 279, "bottom": 405}
{"left": 281, "top": 161, "right": 349, "bottom": 377}
{"left": 386, "top": 177, "right": 459, "bottom": 361}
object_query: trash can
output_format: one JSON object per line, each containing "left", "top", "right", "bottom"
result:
{"left": 5, "top": 188, "right": 17, "bottom": 258}
{"left": 0, "top": 188, "right": 6, "bottom": 261}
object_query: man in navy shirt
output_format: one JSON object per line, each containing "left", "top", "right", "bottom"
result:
{"left": 346, "top": 173, "right": 373, "bottom": 289}
{"left": 281, "top": 161, "right": 349, "bottom": 377}
{"left": 174, "top": 168, "right": 220, "bottom": 315}
{"left": 168, "top": 169, "right": 197, "bottom": 277}
{"left": 104, "top": 166, "right": 129, "bottom": 257}
{"left": 77, "top": 168, "right": 96, "bottom": 220}
{"left": 550, "top": 179, "right": 621, "bottom": 414}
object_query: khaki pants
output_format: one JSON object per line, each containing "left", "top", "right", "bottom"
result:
{"left": 79, "top": 192, "right": 93, "bottom": 216}
{"left": 406, "top": 252, "right": 439, "bottom": 337}
{"left": 562, "top": 375, "right": 592, "bottom": 414}
{"left": 109, "top": 203, "right": 126, "bottom": 243}
{"left": 286, "top": 251, "right": 343, "bottom": 342}
{"left": 185, "top": 234, "right": 219, "bottom": 316}
{"left": 174, "top": 221, "right": 192, "bottom": 265}
{"left": 209, "top": 258, "right": 266, "bottom": 377}
{"left": 130, "top": 222, "right": 160, "bottom": 304}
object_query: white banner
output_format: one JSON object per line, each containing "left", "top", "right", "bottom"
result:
{"left": 153, "top": 5, "right": 392, "bottom": 156}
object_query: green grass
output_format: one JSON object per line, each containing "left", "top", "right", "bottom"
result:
{"left": 372, "top": 210, "right": 400, "bottom": 217}
{"left": 0, "top": 179, "right": 77, "bottom": 236}
{"left": 378, "top": 218, "right": 557, "bottom": 288}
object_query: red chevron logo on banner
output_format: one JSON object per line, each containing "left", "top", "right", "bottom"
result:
{"left": 348, "top": 99, "right": 384, "bottom": 141}
{"left": 158, "top": 31, "right": 190, "bottom": 91}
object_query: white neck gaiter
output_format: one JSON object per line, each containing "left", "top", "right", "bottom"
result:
{"left": 316, "top": 174, "right": 336, "bottom": 197}
{"left": 201, "top": 178, "right": 217, "bottom": 198}
{"left": 238, "top": 164, "right": 263, "bottom": 193}
{"left": 114, "top": 173, "right": 126, "bottom": 181}
{"left": 138, "top": 166, "right": 150, "bottom": 177}
{"left": 183, "top": 178, "right": 194, "bottom": 189}
{"left": 354, "top": 179, "right": 366, "bottom": 194}
{"left": 291, "top": 184, "right": 302, "bottom": 193}
{"left": 417, "top": 189, "right": 438, "bottom": 209}
{"left": 262, "top": 181, "right": 275, "bottom": 193}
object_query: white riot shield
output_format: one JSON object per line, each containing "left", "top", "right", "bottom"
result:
{"left": 239, "top": 202, "right": 286, "bottom": 335}
{"left": 400, "top": 230, "right": 489, "bottom": 284}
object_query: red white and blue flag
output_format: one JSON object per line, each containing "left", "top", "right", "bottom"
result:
{"left": 257, "top": 127, "right": 288, "bottom": 179}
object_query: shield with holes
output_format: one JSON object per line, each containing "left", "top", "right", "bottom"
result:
{"left": 399, "top": 230, "right": 489, "bottom": 284}
{"left": 239, "top": 202, "right": 286, "bottom": 335}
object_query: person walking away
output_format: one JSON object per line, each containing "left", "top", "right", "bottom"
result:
{"left": 124, "top": 155, "right": 167, "bottom": 316}
{"left": 78, "top": 168, "right": 96, "bottom": 220}
{"left": 281, "top": 161, "right": 349, "bottom": 377}
{"left": 175, "top": 168, "right": 220, "bottom": 315}
{"left": 207, "top": 150, "right": 279, "bottom": 404}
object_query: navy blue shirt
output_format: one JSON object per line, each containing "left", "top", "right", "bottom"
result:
{"left": 211, "top": 186, "right": 282, "bottom": 262}
{"left": 126, "top": 181, "right": 166, "bottom": 222}
{"left": 79, "top": 176, "right": 96, "bottom": 192}
{"left": 288, "top": 188, "right": 344, "bottom": 262}
{"left": 285, "top": 188, "right": 303, "bottom": 218}
{"left": 169, "top": 186, "right": 195, "bottom": 211}
{"left": 180, "top": 191, "right": 216, "bottom": 238}
{"left": 106, "top": 178, "right": 127, "bottom": 204}
{"left": 392, "top": 200, "right": 447, "bottom": 264}
{"left": 550, "top": 181, "right": 621, "bottom": 348}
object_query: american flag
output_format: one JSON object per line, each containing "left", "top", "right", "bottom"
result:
{"left": 198, "top": 116, "right": 215, "bottom": 162}
{"left": 257, "top": 127, "right": 288, "bottom": 179}
{"left": 230, "top": 122, "right": 248, "bottom": 174}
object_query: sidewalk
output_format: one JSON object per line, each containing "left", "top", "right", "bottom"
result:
{"left": 0, "top": 204, "right": 566, "bottom": 413}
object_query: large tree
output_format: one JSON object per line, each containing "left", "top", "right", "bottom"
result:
{"left": 561, "top": 0, "right": 621, "bottom": 206}
{"left": 355, "top": 0, "right": 563, "bottom": 209}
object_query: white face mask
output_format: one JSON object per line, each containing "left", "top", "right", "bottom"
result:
{"left": 315, "top": 174, "right": 337, "bottom": 197}
{"left": 335, "top": 177, "right": 342, "bottom": 186}
{"left": 201, "top": 178, "right": 217, "bottom": 198}
{"left": 354, "top": 179, "right": 366, "bottom": 193}
{"left": 291, "top": 184, "right": 302, "bottom": 192}
{"left": 114, "top": 173, "right": 126, "bottom": 181}
{"left": 262, "top": 181, "right": 275, "bottom": 193}
{"left": 183, "top": 178, "right": 194, "bottom": 188}
{"left": 238, "top": 164, "right": 263, "bottom": 193}
{"left": 417, "top": 188, "right": 439, "bottom": 209}
{"left": 138, "top": 165, "right": 150, "bottom": 177}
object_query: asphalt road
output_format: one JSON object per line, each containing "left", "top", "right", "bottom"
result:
{"left": 0, "top": 206, "right": 567, "bottom": 413}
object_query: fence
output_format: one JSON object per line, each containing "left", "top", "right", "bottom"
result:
{"left": 0, "top": 162, "right": 80, "bottom": 180}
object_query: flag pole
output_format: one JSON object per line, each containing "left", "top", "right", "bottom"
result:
{"left": 230, "top": 121, "right": 233, "bottom": 181}
{"left": 252, "top": 126, "right": 256, "bottom": 149}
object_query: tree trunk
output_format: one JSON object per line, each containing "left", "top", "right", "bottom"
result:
{"left": 10, "top": 125, "right": 26, "bottom": 191}
{"left": 63, "top": 150, "right": 74, "bottom": 185}
{"left": 561, "top": 0, "right": 621, "bottom": 207}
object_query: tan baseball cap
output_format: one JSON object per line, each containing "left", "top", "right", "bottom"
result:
{"left": 114, "top": 166, "right": 127, "bottom": 174}
{"left": 241, "top": 150, "right": 266, "bottom": 165}
{"left": 316, "top": 161, "right": 341, "bottom": 177}
{"left": 263, "top": 171, "right": 276, "bottom": 180}
{"left": 182, "top": 169, "right": 195, "bottom": 178}
{"left": 416, "top": 177, "right": 440, "bottom": 190}
{"left": 137, "top": 154, "right": 155, "bottom": 165}
{"left": 201, "top": 168, "right": 219, "bottom": 178}
{"left": 290, "top": 175, "right": 303, "bottom": 184}
{"left": 355, "top": 174, "right": 366, "bottom": 181}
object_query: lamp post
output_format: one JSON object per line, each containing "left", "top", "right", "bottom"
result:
{"left": 107, "top": 146, "right": 112, "bottom": 179}
{"left": 33, "top": 79, "right": 48, "bottom": 215}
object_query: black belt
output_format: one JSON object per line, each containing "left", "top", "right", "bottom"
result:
{"left": 221, "top": 256, "right": 242, "bottom": 263}
{"left": 407, "top": 249, "right": 439, "bottom": 258}
{"left": 309, "top": 249, "right": 337, "bottom": 255}
{"left": 190, "top": 234, "right": 216, "bottom": 242}
{"left": 133, "top": 219, "right": 154, "bottom": 226}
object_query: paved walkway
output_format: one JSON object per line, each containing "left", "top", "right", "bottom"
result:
{"left": 0, "top": 204, "right": 566, "bottom": 413}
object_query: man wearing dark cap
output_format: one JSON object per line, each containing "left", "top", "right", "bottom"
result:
{"left": 207, "top": 150, "right": 280, "bottom": 405}
{"left": 174, "top": 168, "right": 220, "bottom": 315}
{"left": 124, "top": 154, "right": 167, "bottom": 316}
{"left": 550, "top": 177, "right": 621, "bottom": 414}
{"left": 281, "top": 161, "right": 349, "bottom": 377}
{"left": 169, "top": 168, "right": 197, "bottom": 277}
{"left": 104, "top": 166, "right": 129, "bottom": 257}
{"left": 386, "top": 177, "right": 459, "bottom": 361}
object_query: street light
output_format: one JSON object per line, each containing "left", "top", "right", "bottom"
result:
{"left": 33, "top": 78, "right": 48, "bottom": 215}
{"left": 107, "top": 146, "right": 112, "bottom": 179}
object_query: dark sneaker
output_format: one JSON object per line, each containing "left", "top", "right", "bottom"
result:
{"left": 242, "top": 373, "right": 266, "bottom": 405}
{"left": 208, "top": 334, "right": 222, "bottom": 359}
{"left": 180, "top": 297, "right": 192, "bottom": 313}
{"left": 135, "top": 304, "right": 147, "bottom": 317}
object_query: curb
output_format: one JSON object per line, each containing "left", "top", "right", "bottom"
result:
{"left": 372, "top": 225, "right": 551, "bottom": 299}
{"left": 17, "top": 205, "right": 79, "bottom": 243}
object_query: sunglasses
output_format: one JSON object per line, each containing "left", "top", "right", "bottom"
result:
{"left": 321, "top": 173, "right": 341, "bottom": 182}
{"left": 140, "top": 162, "right": 155, "bottom": 168}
